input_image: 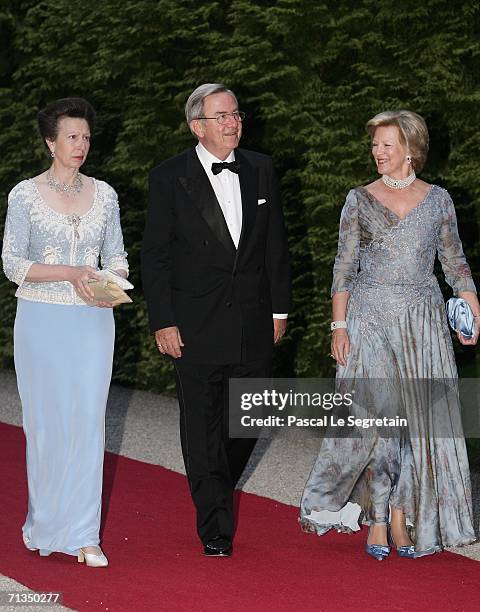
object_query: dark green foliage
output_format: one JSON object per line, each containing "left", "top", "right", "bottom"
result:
{"left": 1, "top": 0, "right": 479, "bottom": 392}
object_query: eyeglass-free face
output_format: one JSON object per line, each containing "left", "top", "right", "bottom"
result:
{"left": 190, "top": 92, "right": 243, "bottom": 160}
{"left": 46, "top": 117, "right": 91, "bottom": 169}
{"left": 372, "top": 125, "right": 410, "bottom": 178}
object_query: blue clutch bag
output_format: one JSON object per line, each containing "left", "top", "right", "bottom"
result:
{"left": 446, "top": 297, "right": 475, "bottom": 339}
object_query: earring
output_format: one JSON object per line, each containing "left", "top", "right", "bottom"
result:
{"left": 50, "top": 151, "right": 55, "bottom": 158}
{"left": 406, "top": 155, "right": 411, "bottom": 163}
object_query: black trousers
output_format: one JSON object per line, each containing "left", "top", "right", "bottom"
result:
{"left": 173, "top": 356, "right": 271, "bottom": 545}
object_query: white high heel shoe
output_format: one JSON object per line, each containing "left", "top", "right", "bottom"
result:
{"left": 22, "top": 533, "right": 38, "bottom": 552}
{"left": 78, "top": 546, "right": 108, "bottom": 568}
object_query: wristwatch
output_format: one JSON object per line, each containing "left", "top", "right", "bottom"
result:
{"left": 330, "top": 321, "right": 347, "bottom": 331}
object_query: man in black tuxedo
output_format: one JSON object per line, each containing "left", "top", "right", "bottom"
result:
{"left": 141, "top": 83, "right": 291, "bottom": 556}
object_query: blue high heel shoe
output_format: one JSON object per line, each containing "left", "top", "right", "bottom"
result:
{"left": 388, "top": 526, "right": 415, "bottom": 559}
{"left": 365, "top": 526, "right": 390, "bottom": 561}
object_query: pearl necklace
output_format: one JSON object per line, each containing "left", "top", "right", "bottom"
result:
{"left": 46, "top": 170, "right": 83, "bottom": 197}
{"left": 382, "top": 171, "right": 416, "bottom": 190}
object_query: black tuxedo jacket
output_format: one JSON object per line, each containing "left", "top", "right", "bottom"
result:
{"left": 141, "top": 147, "right": 291, "bottom": 363}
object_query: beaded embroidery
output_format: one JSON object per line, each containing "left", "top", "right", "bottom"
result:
{"left": 2, "top": 178, "right": 128, "bottom": 306}
{"left": 332, "top": 186, "right": 476, "bottom": 336}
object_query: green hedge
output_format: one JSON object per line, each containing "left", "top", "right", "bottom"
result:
{"left": 1, "top": 0, "right": 479, "bottom": 393}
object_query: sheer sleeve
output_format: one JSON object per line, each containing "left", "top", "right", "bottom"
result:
{"left": 437, "top": 190, "right": 476, "bottom": 295}
{"left": 331, "top": 189, "right": 360, "bottom": 296}
{"left": 100, "top": 187, "right": 129, "bottom": 275}
{"left": 1, "top": 183, "right": 35, "bottom": 286}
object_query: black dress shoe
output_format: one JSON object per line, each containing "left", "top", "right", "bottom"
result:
{"left": 203, "top": 536, "right": 232, "bottom": 557}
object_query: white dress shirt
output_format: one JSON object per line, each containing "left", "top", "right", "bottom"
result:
{"left": 195, "top": 142, "right": 287, "bottom": 320}
{"left": 196, "top": 142, "right": 242, "bottom": 248}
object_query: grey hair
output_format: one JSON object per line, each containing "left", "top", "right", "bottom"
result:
{"left": 185, "top": 83, "right": 238, "bottom": 131}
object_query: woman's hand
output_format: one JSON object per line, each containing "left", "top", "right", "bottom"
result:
{"left": 456, "top": 292, "right": 480, "bottom": 346}
{"left": 95, "top": 300, "right": 114, "bottom": 308}
{"left": 331, "top": 328, "right": 350, "bottom": 366}
{"left": 66, "top": 265, "right": 100, "bottom": 303}
{"left": 456, "top": 327, "right": 479, "bottom": 346}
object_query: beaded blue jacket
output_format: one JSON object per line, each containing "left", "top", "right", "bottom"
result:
{"left": 2, "top": 178, "right": 128, "bottom": 305}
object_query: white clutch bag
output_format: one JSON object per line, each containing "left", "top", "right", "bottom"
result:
{"left": 86, "top": 270, "right": 134, "bottom": 306}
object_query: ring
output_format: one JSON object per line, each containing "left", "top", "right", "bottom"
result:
{"left": 329, "top": 353, "right": 336, "bottom": 359}
{"left": 156, "top": 343, "right": 163, "bottom": 350}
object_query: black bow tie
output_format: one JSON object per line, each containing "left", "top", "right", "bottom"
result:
{"left": 211, "top": 160, "right": 241, "bottom": 175}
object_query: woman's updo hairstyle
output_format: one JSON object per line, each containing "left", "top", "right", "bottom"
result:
{"left": 37, "top": 97, "right": 96, "bottom": 145}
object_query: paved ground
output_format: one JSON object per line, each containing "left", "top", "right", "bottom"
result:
{"left": 1, "top": 366, "right": 479, "bottom": 593}
{"left": 0, "top": 575, "right": 71, "bottom": 612}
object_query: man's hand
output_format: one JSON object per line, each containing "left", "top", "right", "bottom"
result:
{"left": 155, "top": 326, "right": 184, "bottom": 358}
{"left": 273, "top": 318, "right": 287, "bottom": 344}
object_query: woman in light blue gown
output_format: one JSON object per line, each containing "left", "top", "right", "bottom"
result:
{"left": 2, "top": 98, "right": 129, "bottom": 567}
{"left": 299, "top": 111, "right": 479, "bottom": 560}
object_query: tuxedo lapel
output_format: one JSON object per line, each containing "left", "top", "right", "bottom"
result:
{"left": 235, "top": 149, "right": 258, "bottom": 257}
{"left": 180, "top": 149, "right": 236, "bottom": 259}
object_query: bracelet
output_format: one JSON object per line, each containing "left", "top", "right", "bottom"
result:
{"left": 330, "top": 321, "right": 347, "bottom": 331}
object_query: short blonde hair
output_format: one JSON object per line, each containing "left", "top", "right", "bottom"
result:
{"left": 366, "top": 110, "right": 429, "bottom": 172}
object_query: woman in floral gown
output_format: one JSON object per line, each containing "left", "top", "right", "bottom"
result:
{"left": 299, "top": 110, "right": 479, "bottom": 559}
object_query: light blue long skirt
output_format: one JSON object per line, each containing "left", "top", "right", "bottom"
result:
{"left": 14, "top": 299, "right": 114, "bottom": 556}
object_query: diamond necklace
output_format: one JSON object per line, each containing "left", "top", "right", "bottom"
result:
{"left": 382, "top": 171, "right": 416, "bottom": 190}
{"left": 46, "top": 170, "right": 83, "bottom": 197}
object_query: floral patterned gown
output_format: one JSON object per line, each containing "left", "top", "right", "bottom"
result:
{"left": 299, "top": 185, "right": 476, "bottom": 556}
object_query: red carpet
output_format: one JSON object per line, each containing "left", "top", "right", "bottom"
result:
{"left": 1, "top": 421, "right": 480, "bottom": 611}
